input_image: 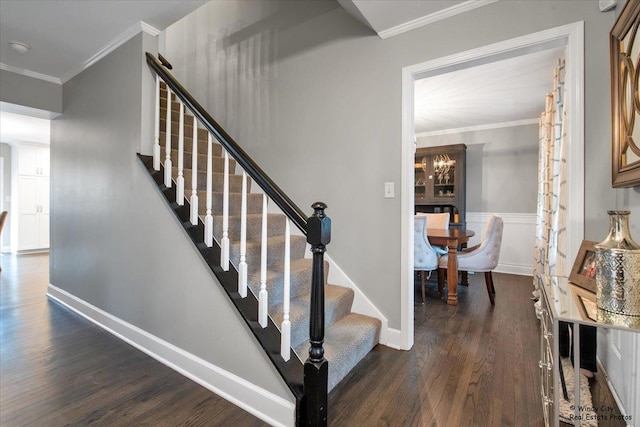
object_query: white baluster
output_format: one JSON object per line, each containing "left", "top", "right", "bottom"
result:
{"left": 280, "top": 219, "right": 291, "bottom": 361}
{"left": 190, "top": 115, "right": 199, "bottom": 225}
{"left": 153, "top": 75, "right": 160, "bottom": 171}
{"left": 221, "top": 149, "right": 230, "bottom": 271}
{"left": 164, "top": 90, "right": 172, "bottom": 187}
{"left": 204, "top": 133, "right": 213, "bottom": 247}
{"left": 176, "top": 100, "right": 185, "bottom": 205}
{"left": 238, "top": 171, "right": 248, "bottom": 298}
{"left": 258, "top": 194, "right": 268, "bottom": 328}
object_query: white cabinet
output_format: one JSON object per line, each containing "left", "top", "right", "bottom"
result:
{"left": 17, "top": 176, "right": 49, "bottom": 250}
{"left": 18, "top": 144, "right": 49, "bottom": 176}
{"left": 14, "top": 143, "right": 50, "bottom": 251}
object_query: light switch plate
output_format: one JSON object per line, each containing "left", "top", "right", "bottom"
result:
{"left": 384, "top": 182, "right": 394, "bottom": 198}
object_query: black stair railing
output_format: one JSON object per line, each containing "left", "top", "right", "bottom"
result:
{"left": 146, "top": 52, "right": 307, "bottom": 233}
{"left": 145, "top": 53, "right": 328, "bottom": 426}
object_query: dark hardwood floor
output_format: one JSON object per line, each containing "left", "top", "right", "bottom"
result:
{"left": 1, "top": 253, "right": 620, "bottom": 426}
{"left": 0, "top": 253, "right": 267, "bottom": 427}
{"left": 328, "top": 272, "right": 545, "bottom": 427}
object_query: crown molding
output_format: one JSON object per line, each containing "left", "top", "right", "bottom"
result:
{"left": 415, "top": 118, "right": 539, "bottom": 138}
{"left": 1, "top": 21, "right": 160, "bottom": 86}
{"left": 378, "top": 0, "right": 498, "bottom": 39}
{"left": 0, "top": 62, "right": 61, "bottom": 84}
{"left": 60, "top": 20, "right": 160, "bottom": 83}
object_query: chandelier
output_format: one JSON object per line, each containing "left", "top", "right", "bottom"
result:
{"left": 433, "top": 154, "right": 451, "bottom": 176}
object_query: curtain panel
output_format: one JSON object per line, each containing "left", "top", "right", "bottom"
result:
{"left": 534, "top": 58, "right": 568, "bottom": 293}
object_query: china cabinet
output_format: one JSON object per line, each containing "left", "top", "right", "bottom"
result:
{"left": 414, "top": 144, "right": 466, "bottom": 228}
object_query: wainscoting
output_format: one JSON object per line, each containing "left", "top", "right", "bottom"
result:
{"left": 466, "top": 212, "right": 536, "bottom": 276}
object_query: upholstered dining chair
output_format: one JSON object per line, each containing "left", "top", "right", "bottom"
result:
{"left": 437, "top": 215, "right": 504, "bottom": 305}
{"left": 0, "top": 211, "right": 7, "bottom": 272}
{"left": 420, "top": 212, "right": 450, "bottom": 230}
{"left": 416, "top": 212, "right": 450, "bottom": 255}
{"left": 414, "top": 215, "right": 439, "bottom": 304}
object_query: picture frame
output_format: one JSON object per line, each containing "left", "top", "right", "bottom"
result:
{"left": 569, "top": 240, "right": 598, "bottom": 293}
{"left": 610, "top": 0, "right": 640, "bottom": 188}
{"left": 570, "top": 283, "right": 598, "bottom": 323}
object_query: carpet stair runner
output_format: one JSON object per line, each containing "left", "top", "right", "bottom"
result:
{"left": 157, "top": 84, "right": 381, "bottom": 392}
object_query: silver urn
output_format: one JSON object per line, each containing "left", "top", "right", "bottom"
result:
{"left": 595, "top": 211, "right": 640, "bottom": 317}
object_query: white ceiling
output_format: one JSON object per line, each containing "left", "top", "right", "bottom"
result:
{"left": 0, "top": 0, "right": 207, "bottom": 84}
{"left": 414, "top": 45, "right": 566, "bottom": 135}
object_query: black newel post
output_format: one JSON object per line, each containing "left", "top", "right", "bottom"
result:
{"left": 303, "top": 202, "right": 330, "bottom": 426}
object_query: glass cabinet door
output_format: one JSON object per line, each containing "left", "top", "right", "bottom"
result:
{"left": 432, "top": 153, "right": 456, "bottom": 199}
{"left": 415, "top": 156, "right": 427, "bottom": 202}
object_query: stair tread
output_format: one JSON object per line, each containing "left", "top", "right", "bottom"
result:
{"left": 246, "top": 257, "right": 313, "bottom": 280}
{"left": 229, "top": 234, "right": 307, "bottom": 268}
{"left": 269, "top": 284, "right": 354, "bottom": 349}
{"left": 233, "top": 233, "right": 307, "bottom": 250}
{"left": 269, "top": 284, "right": 353, "bottom": 322}
{"left": 294, "top": 313, "right": 381, "bottom": 391}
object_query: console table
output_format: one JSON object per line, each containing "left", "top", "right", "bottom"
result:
{"left": 537, "top": 275, "right": 640, "bottom": 427}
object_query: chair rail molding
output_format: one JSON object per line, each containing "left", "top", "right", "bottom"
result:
{"left": 401, "top": 21, "right": 584, "bottom": 350}
{"left": 466, "top": 212, "right": 536, "bottom": 276}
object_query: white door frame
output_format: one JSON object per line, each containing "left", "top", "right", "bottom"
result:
{"left": 399, "top": 22, "right": 585, "bottom": 349}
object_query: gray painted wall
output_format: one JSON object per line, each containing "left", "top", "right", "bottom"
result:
{"left": 50, "top": 33, "right": 291, "bottom": 400}
{"left": 418, "top": 125, "right": 539, "bottom": 213}
{"left": 164, "top": 0, "right": 640, "bottom": 329}
{"left": 0, "top": 143, "right": 10, "bottom": 248}
{"left": 0, "top": 69, "right": 62, "bottom": 114}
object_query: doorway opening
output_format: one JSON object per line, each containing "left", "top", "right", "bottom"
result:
{"left": 399, "top": 22, "right": 585, "bottom": 349}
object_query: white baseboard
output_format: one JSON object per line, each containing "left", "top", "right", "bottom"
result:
{"left": 383, "top": 328, "right": 404, "bottom": 350}
{"left": 47, "top": 284, "right": 296, "bottom": 427}
{"left": 494, "top": 262, "right": 533, "bottom": 277}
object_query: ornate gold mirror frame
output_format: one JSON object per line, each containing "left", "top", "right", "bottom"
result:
{"left": 611, "top": 0, "right": 640, "bottom": 188}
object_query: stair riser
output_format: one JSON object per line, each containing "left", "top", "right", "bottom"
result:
{"left": 159, "top": 108, "right": 208, "bottom": 126}
{"left": 159, "top": 128, "right": 211, "bottom": 150}
{"left": 158, "top": 94, "right": 192, "bottom": 113}
{"left": 230, "top": 235, "right": 307, "bottom": 271}
{"left": 170, "top": 150, "right": 232, "bottom": 173}
{"left": 213, "top": 213, "right": 285, "bottom": 242}
{"left": 173, "top": 167, "right": 245, "bottom": 193}
{"left": 245, "top": 260, "right": 328, "bottom": 307}
{"left": 159, "top": 124, "right": 209, "bottom": 146}
{"left": 273, "top": 287, "right": 355, "bottom": 350}
{"left": 197, "top": 192, "right": 264, "bottom": 216}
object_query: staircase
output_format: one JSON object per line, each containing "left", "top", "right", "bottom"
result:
{"left": 139, "top": 54, "right": 380, "bottom": 425}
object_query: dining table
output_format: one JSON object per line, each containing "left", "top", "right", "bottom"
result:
{"left": 426, "top": 228, "right": 475, "bottom": 305}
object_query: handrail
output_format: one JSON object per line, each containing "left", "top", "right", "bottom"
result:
{"left": 146, "top": 52, "right": 308, "bottom": 234}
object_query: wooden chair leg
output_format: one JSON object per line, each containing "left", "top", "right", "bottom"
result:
{"left": 420, "top": 271, "right": 426, "bottom": 304}
{"left": 437, "top": 268, "right": 445, "bottom": 298}
{"left": 484, "top": 271, "right": 495, "bottom": 305}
